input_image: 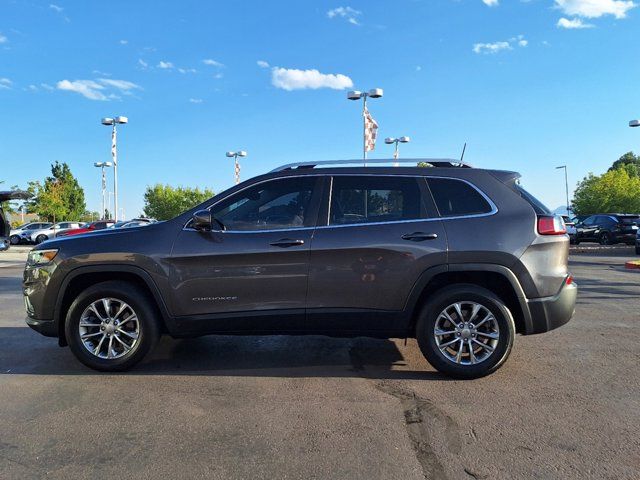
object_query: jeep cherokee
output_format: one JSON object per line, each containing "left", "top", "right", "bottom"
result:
{"left": 23, "top": 160, "right": 577, "bottom": 378}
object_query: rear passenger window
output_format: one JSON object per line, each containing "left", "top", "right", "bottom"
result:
{"left": 427, "top": 178, "right": 493, "bottom": 217}
{"left": 330, "top": 176, "right": 424, "bottom": 225}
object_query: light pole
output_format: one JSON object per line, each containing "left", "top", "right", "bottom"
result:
{"left": 385, "top": 136, "right": 411, "bottom": 166}
{"left": 226, "top": 151, "right": 247, "bottom": 185}
{"left": 101, "top": 116, "right": 128, "bottom": 221}
{"left": 94, "top": 162, "right": 112, "bottom": 220}
{"left": 556, "top": 165, "right": 570, "bottom": 214}
{"left": 347, "top": 88, "right": 383, "bottom": 165}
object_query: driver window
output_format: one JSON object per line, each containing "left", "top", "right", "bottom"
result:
{"left": 211, "top": 177, "right": 317, "bottom": 231}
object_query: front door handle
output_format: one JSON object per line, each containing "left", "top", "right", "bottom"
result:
{"left": 270, "top": 238, "right": 305, "bottom": 248}
{"left": 401, "top": 232, "right": 438, "bottom": 241}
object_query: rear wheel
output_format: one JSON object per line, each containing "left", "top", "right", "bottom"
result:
{"left": 65, "top": 281, "right": 160, "bottom": 371}
{"left": 599, "top": 232, "right": 611, "bottom": 245}
{"left": 416, "top": 284, "right": 515, "bottom": 379}
{"left": 9, "top": 234, "right": 20, "bottom": 245}
{"left": 35, "top": 234, "right": 48, "bottom": 244}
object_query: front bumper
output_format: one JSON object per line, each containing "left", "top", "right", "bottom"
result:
{"left": 526, "top": 279, "right": 577, "bottom": 334}
{"left": 25, "top": 317, "right": 57, "bottom": 337}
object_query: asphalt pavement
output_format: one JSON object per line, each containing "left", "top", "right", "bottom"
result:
{"left": 0, "top": 248, "right": 638, "bottom": 479}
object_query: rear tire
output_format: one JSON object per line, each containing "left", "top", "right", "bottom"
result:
{"left": 35, "top": 234, "right": 48, "bottom": 244}
{"left": 9, "top": 235, "right": 20, "bottom": 245}
{"left": 599, "top": 232, "right": 611, "bottom": 245}
{"left": 416, "top": 284, "right": 515, "bottom": 379}
{"left": 65, "top": 281, "right": 160, "bottom": 371}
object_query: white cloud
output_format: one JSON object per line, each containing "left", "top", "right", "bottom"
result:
{"left": 271, "top": 67, "right": 353, "bottom": 91}
{"left": 473, "top": 41, "right": 512, "bottom": 54}
{"left": 56, "top": 78, "right": 141, "bottom": 101}
{"left": 119, "top": 39, "right": 128, "bottom": 45}
{"left": 178, "top": 67, "right": 197, "bottom": 74}
{"left": 0, "top": 33, "right": 7, "bottom": 44}
{"left": 327, "top": 6, "right": 362, "bottom": 25}
{"left": 189, "top": 98, "right": 203, "bottom": 104}
{"left": 416, "top": 65, "right": 422, "bottom": 71}
{"left": 557, "top": 17, "right": 594, "bottom": 27}
{"left": 555, "top": 0, "right": 636, "bottom": 18}
{"left": 40, "top": 83, "right": 54, "bottom": 91}
{"left": 158, "top": 61, "right": 173, "bottom": 69}
{"left": 202, "top": 59, "right": 224, "bottom": 67}
{"left": 138, "top": 59, "right": 148, "bottom": 69}
{"left": 213, "top": 72, "right": 223, "bottom": 79}
{"left": 257, "top": 60, "right": 270, "bottom": 68}
{"left": 482, "top": 0, "right": 499, "bottom": 6}
{"left": 474, "top": 35, "right": 528, "bottom": 54}
{"left": 49, "top": 4, "right": 63, "bottom": 13}
{"left": 0, "top": 78, "right": 12, "bottom": 89}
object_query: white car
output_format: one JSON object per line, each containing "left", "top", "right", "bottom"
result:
{"left": 10, "top": 222, "right": 53, "bottom": 245}
{"left": 30, "top": 222, "right": 84, "bottom": 244}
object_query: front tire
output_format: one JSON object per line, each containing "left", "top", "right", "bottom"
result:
{"left": 35, "top": 234, "right": 48, "bottom": 244}
{"left": 65, "top": 281, "right": 160, "bottom": 371}
{"left": 9, "top": 235, "right": 21, "bottom": 245}
{"left": 416, "top": 284, "right": 515, "bottom": 379}
{"left": 599, "top": 232, "right": 611, "bottom": 245}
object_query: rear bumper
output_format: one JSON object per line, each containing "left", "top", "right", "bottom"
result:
{"left": 614, "top": 232, "right": 637, "bottom": 244}
{"left": 525, "top": 280, "right": 577, "bottom": 334}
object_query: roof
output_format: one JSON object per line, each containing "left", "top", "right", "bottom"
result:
{"left": 270, "top": 158, "right": 472, "bottom": 172}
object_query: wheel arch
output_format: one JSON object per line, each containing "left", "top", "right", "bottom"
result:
{"left": 404, "top": 264, "right": 533, "bottom": 335}
{"left": 55, "top": 265, "right": 171, "bottom": 346}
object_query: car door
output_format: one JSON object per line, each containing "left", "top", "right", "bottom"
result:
{"left": 306, "top": 174, "right": 447, "bottom": 333}
{"left": 579, "top": 216, "right": 597, "bottom": 241}
{"left": 168, "top": 175, "right": 323, "bottom": 332}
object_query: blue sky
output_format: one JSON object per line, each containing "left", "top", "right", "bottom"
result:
{"left": 1, "top": 0, "right": 639, "bottom": 217}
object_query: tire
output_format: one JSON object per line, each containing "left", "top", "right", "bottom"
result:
{"left": 599, "top": 232, "right": 611, "bottom": 246}
{"left": 35, "top": 234, "right": 48, "bottom": 244}
{"left": 415, "top": 284, "right": 516, "bottom": 379}
{"left": 9, "top": 235, "right": 20, "bottom": 245}
{"left": 65, "top": 280, "right": 160, "bottom": 371}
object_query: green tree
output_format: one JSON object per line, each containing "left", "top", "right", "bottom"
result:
{"left": 572, "top": 168, "right": 640, "bottom": 215}
{"left": 608, "top": 151, "right": 640, "bottom": 176}
{"left": 28, "top": 162, "right": 86, "bottom": 222}
{"left": 143, "top": 184, "right": 215, "bottom": 220}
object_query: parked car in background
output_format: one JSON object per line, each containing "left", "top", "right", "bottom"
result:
{"left": 57, "top": 220, "right": 115, "bottom": 237}
{"left": 574, "top": 214, "right": 640, "bottom": 245}
{"left": 9, "top": 221, "right": 52, "bottom": 245}
{"left": 562, "top": 215, "right": 577, "bottom": 244}
{"left": 108, "top": 218, "right": 155, "bottom": 229}
{"left": 0, "top": 190, "right": 32, "bottom": 250}
{"left": 23, "top": 160, "right": 577, "bottom": 378}
{"left": 636, "top": 229, "right": 640, "bottom": 255}
{"left": 30, "top": 222, "right": 84, "bottom": 244}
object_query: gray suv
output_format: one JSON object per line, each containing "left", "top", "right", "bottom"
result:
{"left": 23, "top": 160, "right": 577, "bottom": 378}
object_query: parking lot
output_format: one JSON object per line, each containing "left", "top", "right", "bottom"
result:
{"left": 0, "top": 248, "right": 638, "bottom": 479}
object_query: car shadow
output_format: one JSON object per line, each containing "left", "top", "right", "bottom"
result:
{"left": 0, "top": 327, "right": 450, "bottom": 380}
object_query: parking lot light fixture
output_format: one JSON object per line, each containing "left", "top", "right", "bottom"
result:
{"left": 630, "top": 119, "right": 640, "bottom": 128}
{"left": 226, "top": 151, "right": 247, "bottom": 184}
{"left": 101, "top": 116, "right": 128, "bottom": 221}
{"left": 347, "top": 88, "right": 383, "bottom": 163}
{"left": 385, "top": 136, "right": 411, "bottom": 166}
{"left": 94, "top": 162, "right": 113, "bottom": 220}
{"left": 556, "top": 165, "right": 570, "bottom": 215}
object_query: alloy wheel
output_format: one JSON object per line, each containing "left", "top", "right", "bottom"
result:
{"left": 78, "top": 298, "right": 140, "bottom": 360}
{"left": 433, "top": 301, "right": 499, "bottom": 366}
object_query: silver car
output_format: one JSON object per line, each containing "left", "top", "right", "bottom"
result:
{"left": 30, "top": 222, "right": 84, "bottom": 244}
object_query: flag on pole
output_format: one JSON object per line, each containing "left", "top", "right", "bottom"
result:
{"left": 111, "top": 128, "right": 117, "bottom": 165}
{"left": 363, "top": 105, "right": 378, "bottom": 152}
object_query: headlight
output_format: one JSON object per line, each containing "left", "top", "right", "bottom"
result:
{"left": 27, "top": 249, "right": 58, "bottom": 266}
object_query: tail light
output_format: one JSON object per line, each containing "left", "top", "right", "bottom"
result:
{"left": 537, "top": 215, "right": 567, "bottom": 235}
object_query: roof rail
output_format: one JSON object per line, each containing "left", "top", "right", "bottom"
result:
{"left": 270, "top": 158, "right": 472, "bottom": 172}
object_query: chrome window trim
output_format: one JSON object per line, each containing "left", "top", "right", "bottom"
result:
{"left": 182, "top": 173, "right": 498, "bottom": 232}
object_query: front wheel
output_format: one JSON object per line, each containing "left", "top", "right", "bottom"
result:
{"left": 65, "top": 281, "right": 160, "bottom": 371}
{"left": 599, "top": 232, "right": 611, "bottom": 245}
{"left": 9, "top": 235, "right": 21, "bottom": 245}
{"left": 416, "top": 284, "right": 515, "bottom": 379}
{"left": 35, "top": 234, "right": 48, "bottom": 244}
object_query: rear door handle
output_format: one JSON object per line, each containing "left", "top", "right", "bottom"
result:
{"left": 270, "top": 238, "right": 305, "bottom": 248}
{"left": 401, "top": 232, "right": 438, "bottom": 241}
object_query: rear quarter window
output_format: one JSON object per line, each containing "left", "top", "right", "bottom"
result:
{"left": 427, "top": 178, "right": 493, "bottom": 217}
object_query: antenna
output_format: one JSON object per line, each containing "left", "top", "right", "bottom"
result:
{"left": 460, "top": 142, "right": 467, "bottom": 162}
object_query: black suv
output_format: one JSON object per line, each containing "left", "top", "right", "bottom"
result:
{"left": 574, "top": 214, "right": 640, "bottom": 245}
{"left": 23, "top": 160, "right": 577, "bottom": 378}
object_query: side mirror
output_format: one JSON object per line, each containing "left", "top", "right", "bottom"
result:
{"left": 192, "top": 210, "right": 212, "bottom": 231}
